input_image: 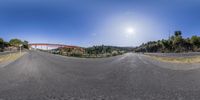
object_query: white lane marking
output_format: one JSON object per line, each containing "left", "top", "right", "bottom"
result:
{"left": 117, "top": 55, "right": 127, "bottom": 61}
{"left": 110, "top": 53, "right": 132, "bottom": 64}
{"left": 137, "top": 54, "right": 149, "bottom": 65}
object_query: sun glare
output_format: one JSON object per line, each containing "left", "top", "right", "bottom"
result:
{"left": 125, "top": 27, "right": 135, "bottom": 36}
{"left": 126, "top": 28, "right": 134, "bottom": 33}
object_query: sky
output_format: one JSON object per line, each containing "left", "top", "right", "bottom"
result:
{"left": 0, "top": 0, "right": 200, "bottom": 47}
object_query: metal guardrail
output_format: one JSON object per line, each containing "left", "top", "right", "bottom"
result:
{"left": 145, "top": 52, "right": 200, "bottom": 57}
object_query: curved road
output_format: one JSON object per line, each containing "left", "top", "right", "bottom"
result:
{"left": 0, "top": 51, "right": 200, "bottom": 100}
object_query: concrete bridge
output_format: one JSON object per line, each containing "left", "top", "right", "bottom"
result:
{"left": 29, "top": 43, "right": 80, "bottom": 50}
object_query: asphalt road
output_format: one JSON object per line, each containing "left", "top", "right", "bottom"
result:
{"left": 1, "top": 51, "right": 200, "bottom": 100}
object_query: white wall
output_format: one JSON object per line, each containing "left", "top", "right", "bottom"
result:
{"left": 30, "top": 45, "right": 59, "bottom": 50}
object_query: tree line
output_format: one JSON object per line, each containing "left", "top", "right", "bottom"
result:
{"left": 135, "top": 31, "right": 200, "bottom": 53}
{"left": 84, "top": 45, "right": 133, "bottom": 57}
{"left": 85, "top": 45, "right": 133, "bottom": 54}
{"left": 0, "top": 38, "right": 29, "bottom": 52}
{"left": 52, "top": 45, "right": 134, "bottom": 57}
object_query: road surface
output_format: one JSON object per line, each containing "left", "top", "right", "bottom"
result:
{"left": 0, "top": 51, "right": 200, "bottom": 100}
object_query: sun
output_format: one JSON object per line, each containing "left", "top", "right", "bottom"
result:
{"left": 126, "top": 28, "right": 134, "bottom": 33}
{"left": 125, "top": 27, "right": 135, "bottom": 35}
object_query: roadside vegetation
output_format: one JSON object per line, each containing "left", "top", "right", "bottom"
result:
{"left": 134, "top": 31, "right": 200, "bottom": 63}
{"left": 83, "top": 45, "right": 133, "bottom": 57}
{"left": 52, "top": 45, "right": 134, "bottom": 58}
{"left": 135, "top": 31, "right": 200, "bottom": 53}
{"left": 0, "top": 38, "right": 29, "bottom": 52}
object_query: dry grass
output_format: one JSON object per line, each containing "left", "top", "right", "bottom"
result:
{"left": 146, "top": 55, "right": 200, "bottom": 64}
{"left": 0, "top": 52, "right": 26, "bottom": 63}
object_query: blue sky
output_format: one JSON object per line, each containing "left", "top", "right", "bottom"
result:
{"left": 0, "top": 0, "right": 200, "bottom": 47}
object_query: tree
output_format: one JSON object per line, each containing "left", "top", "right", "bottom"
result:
{"left": 191, "top": 35, "right": 200, "bottom": 49}
{"left": 3, "top": 41, "right": 10, "bottom": 47}
{"left": 160, "top": 39, "right": 171, "bottom": 52}
{"left": 9, "top": 39, "right": 23, "bottom": 47}
{"left": 135, "top": 31, "right": 199, "bottom": 53}
{"left": 174, "top": 31, "right": 182, "bottom": 37}
{"left": 0, "top": 38, "right": 3, "bottom": 44}
{"left": 172, "top": 31, "right": 186, "bottom": 52}
{"left": 0, "top": 38, "right": 4, "bottom": 51}
{"left": 23, "top": 40, "right": 29, "bottom": 49}
{"left": 184, "top": 38, "right": 193, "bottom": 51}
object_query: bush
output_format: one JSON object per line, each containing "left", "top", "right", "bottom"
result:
{"left": 112, "top": 51, "right": 118, "bottom": 56}
{"left": 70, "top": 53, "right": 83, "bottom": 57}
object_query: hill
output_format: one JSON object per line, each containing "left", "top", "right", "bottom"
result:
{"left": 134, "top": 31, "right": 200, "bottom": 53}
{"left": 52, "top": 45, "right": 134, "bottom": 58}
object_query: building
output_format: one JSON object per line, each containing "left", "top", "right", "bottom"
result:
{"left": 29, "top": 43, "right": 81, "bottom": 50}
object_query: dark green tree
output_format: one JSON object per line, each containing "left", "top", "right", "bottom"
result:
{"left": 0, "top": 38, "right": 4, "bottom": 51}
{"left": 23, "top": 40, "right": 29, "bottom": 49}
{"left": 135, "top": 31, "right": 200, "bottom": 53}
{"left": 9, "top": 38, "right": 23, "bottom": 47}
{"left": 174, "top": 31, "right": 182, "bottom": 37}
{"left": 191, "top": 36, "right": 200, "bottom": 48}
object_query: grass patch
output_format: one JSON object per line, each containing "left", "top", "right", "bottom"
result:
{"left": 146, "top": 55, "right": 200, "bottom": 63}
{"left": 0, "top": 52, "right": 26, "bottom": 63}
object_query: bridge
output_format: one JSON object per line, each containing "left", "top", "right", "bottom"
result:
{"left": 29, "top": 43, "right": 81, "bottom": 50}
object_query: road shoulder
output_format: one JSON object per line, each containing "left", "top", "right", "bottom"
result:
{"left": 142, "top": 54, "right": 200, "bottom": 70}
{"left": 0, "top": 52, "right": 27, "bottom": 68}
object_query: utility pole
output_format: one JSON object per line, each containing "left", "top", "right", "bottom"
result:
{"left": 19, "top": 44, "right": 23, "bottom": 55}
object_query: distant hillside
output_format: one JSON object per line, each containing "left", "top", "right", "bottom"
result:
{"left": 52, "top": 45, "right": 134, "bottom": 58}
{"left": 135, "top": 31, "right": 200, "bottom": 53}
{"left": 84, "top": 45, "right": 134, "bottom": 57}
{"left": 85, "top": 45, "right": 133, "bottom": 53}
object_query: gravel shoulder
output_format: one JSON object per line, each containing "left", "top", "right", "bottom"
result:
{"left": 140, "top": 54, "right": 200, "bottom": 70}
{"left": 0, "top": 52, "right": 27, "bottom": 68}
{"left": 144, "top": 52, "right": 200, "bottom": 64}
